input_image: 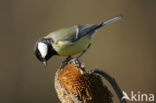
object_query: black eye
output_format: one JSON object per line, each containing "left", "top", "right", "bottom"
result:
{"left": 37, "top": 51, "right": 41, "bottom": 57}
{"left": 35, "top": 49, "right": 42, "bottom": 61}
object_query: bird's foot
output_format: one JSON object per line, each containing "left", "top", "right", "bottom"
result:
{"left": 68, "top": 57, "right": 78, "bottom": 64}
{"left": 61, "top": 56, "right": 73, "bottom": 65}
{"left": 61, "top": 57, "right": 78, "bottom": 65}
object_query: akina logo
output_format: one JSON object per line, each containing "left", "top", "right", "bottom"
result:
{"left": 121, "top": 91, "right": 155, "bottom": 102}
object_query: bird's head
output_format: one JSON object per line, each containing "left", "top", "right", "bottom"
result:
{"left": 34, "top": 38, "right": 58, "bottom": 66}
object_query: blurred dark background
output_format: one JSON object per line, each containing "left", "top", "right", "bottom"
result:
{"left": 0, "top": 0, "right": 156, "bottom": 103}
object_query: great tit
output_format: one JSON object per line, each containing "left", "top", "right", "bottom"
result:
{"left": 34, "top": 15, "right": 123, "bottom": 66}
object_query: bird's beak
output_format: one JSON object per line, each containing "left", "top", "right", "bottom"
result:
{"left": 43, "top": 61, "right": 47, "bottom": 66}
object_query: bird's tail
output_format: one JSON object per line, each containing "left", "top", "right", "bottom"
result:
{"left": 74, "top": 15, "right": 123, "bottom": 41}
{"left": 98, "top": 15, "right": 123, "bottom": 28}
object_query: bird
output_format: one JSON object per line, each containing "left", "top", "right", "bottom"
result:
{"left": 54, "top": 59, "right": 113, "bottom": 103}
{"left": 34, "top": 15, "right": 123, "bottom": 66}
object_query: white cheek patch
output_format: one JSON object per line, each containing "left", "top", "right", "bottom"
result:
{"left": 38, "top": 42, "right": 48, "bottom": 58}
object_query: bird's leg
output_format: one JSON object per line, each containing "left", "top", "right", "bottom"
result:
{"left": 65, "top": 56, "right": 72, "bottom": 61}
{"left": 62, "top": 56, "right": 72, "bottom": 65}
{"left": 68, "top": 44, "right": 91, "bottom": 63}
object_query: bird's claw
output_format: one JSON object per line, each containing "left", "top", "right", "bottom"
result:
{"left": 61, "top": 56, "right": 75, "bottom": 66}
{"left": 68, "top": 58, "right": 78, "bottom": 64}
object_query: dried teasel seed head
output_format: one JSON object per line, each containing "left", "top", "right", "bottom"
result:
{"left": 55, "top": 60, "right": 113, "bottom": 103}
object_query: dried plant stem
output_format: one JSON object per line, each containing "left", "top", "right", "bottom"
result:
{"left": 92, "top": 69, "right": 126, "bottom": 103}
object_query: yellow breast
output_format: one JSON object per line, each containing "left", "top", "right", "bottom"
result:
{"left": 53, "top": 35, "right": 91, "bottom": 56}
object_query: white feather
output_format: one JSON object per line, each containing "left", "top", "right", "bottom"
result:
{"left": 38, "top": 42, "right": 48, "bottom": 58}
{"left": 75, "top": 26, "right": 79, "bottom": 39}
